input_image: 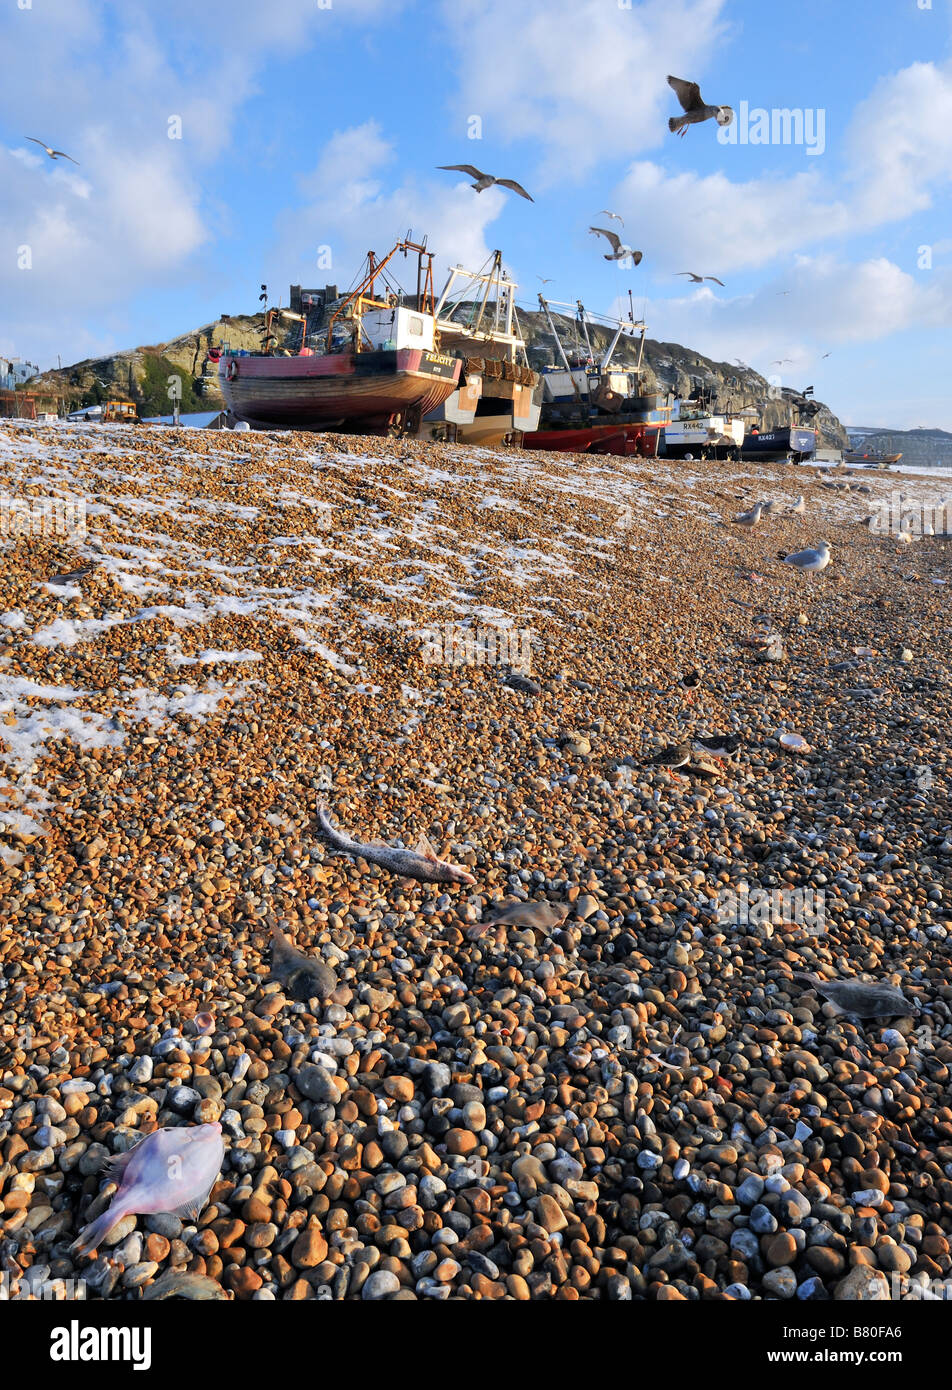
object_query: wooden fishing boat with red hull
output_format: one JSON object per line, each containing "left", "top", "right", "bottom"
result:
{"left": 219, "top": 239, "right": 461, "bottom": 434}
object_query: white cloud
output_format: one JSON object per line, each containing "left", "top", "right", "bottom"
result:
{"left": 267, "top": 122, "right": 507, "bottom": 299}
{"left": 620, "top": 255, "right": 952, "bottom": 378}
{"left": 439, "top": 0, "right": 730, "bottom": 179}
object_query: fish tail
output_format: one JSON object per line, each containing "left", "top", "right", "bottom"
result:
{"left": 269, "top": 918, "right": 294, "bottom": 956}
{"left": 315, "top": 801, "right": 348, "bottom": 848}
{"left": 71, "top": 1203, "right": 123, "bottom": 1258}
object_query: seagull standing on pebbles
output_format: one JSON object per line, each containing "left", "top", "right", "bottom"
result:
{"left": 667, "top": 76, "right": 734, "bottom": 136}
{"left": 733, "top": 501, "right": 764, "bottom": 529}
{"left": 789, "top": 495, "right": 806, "bottom": 515}
{"left": 780, "top": 540, "right": 831, "bottom": 573}
{"left": 437, "top": 165, "right": 533, "bottom": 200}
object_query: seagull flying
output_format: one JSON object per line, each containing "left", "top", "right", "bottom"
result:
{"left": 771, "top": 359, "right": 793, "bottom": 366}
{"left": 821, "top": 352, "right": 831, "bottom": 359}
{"left": 25, "top": 137, "right": 78, "bottom": 164}
{"left": 437, "top": 165, "right": 533, "bottom": 200}
{"left": 776, "top": 290, "right": 792, "bottom": 296}
{"left": 667, "top": 76, "right": 733, "bottom": 136}
{"left": 600, "top": 210, "right": 624, "bottom": 226}
{"left": 677, "top": 271, "right": 725, "bottom": 286}
{"left": 537, "top": 276, "right": 555, "bottom": 285}
{"left": 589, "top": 227, "right": 642, "bottom": 264}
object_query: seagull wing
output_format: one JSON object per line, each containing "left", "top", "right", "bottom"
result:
{"left": 667, "top": 75, "right": 703, "bottom": 113}
{"left": 705, "top": 276, "right": 725, "bottom": 286}
{"left": 496, "top": 178, "right": 533, "bottom": 201}
{"left": 676, "top": 272, "right": 701, "bottom": 281}
{"left": 51, "top": 151, "right": 79, "bottom": 164}
{"left": 25, "top": 137, "right": 52, "bottom": 154}
{"left": 437, "top": 164, "right": 485, "bottom": 180}
{"left": 589, "top": 227, "right": 623, "bottom": 254}
{"left": 630, "top": 250, "right": 644, "bottom": 266}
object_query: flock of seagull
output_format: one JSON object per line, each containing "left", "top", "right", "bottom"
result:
{"left": 438, "top": 75, "right": 732, "bottom": 287}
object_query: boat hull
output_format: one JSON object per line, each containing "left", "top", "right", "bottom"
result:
{"left": 523, "top": 421, "right": 660, "bottom": 457}
{"left": 741, "top": 428, "right": 817, "bottom": 461}
{"left": 219, "top": 348, "right": 461, "bottom": 431}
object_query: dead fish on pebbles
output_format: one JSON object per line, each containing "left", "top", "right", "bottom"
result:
{"left": 144, "top": 1271, "right": 229, "bottom": 1301}
{"left": 792, "top": 973, "right": 921, "bottom": 1020}
{"left": 316, "top": 803, "right": 476, "bottom": 885}
{"left": 71, "top": 1124, "right": 225, "bottom": 1257}
{"left": 469, "top": 898, "right": 571, "bottom": 940}
{"left": 269, "top": 920, "right": 337, "bottom": 1002}
{"left": 504, "top": 671, "right": 541, "bottom": 696}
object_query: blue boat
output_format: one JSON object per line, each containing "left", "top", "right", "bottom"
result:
{"left": 741, "top": 427, "right": 816, "bottom": 462}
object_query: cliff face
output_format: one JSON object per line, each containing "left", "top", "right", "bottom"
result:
{"left": 518, "top": 309, "right": 848, "bottom": 448}
{"left": 27, "top": 314, "right": 266, "bottom": 413}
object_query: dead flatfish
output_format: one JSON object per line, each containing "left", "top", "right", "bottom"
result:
{"left": 469, "top": 898, "right": 571, "bottom": 940}
{"left": 793, "top": 973, "right": 920, "bottom": 1020}
{"left": 316, "top": 802, "right": 476, "bottom": 886}
{"left": 504, "top": 672, "right": 541, "bottom": 696}
{"left": 144, "top": 1271, "right": 230, "bottom": 1301}
{"left": 71, "top": 1124, "right": 224, "bottom": 1257}
{"left": 269, "top": 921, "right": 337, "bottom": 1002}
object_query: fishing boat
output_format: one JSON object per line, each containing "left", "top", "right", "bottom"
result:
{"left": 523, "top": 297, "right": 671, "bottom": 454}
{"left": 740, "top": 426, "right": 817, "bottom": 462}
{"left": 218, "top": 239, "right": 461, "bottom": 434}
{"left": 660, "top": 398, "right": 746, "bottom": 460}
{"left": 423, "top": 252, "right": 541, "bottom": 444}
{"left": 844, "top": 448, "right": 902, "bottom": 467}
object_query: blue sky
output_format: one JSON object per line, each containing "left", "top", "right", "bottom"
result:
{"left": 2, "top": 0, "right": 951, "bottom": 427}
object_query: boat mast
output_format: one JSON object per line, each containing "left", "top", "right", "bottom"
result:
{"left": 325, "top": 238, "right": 431, "bottom": 352}
{"left": 539, "top": 295, "right": 573, "bottom": 372}
{"left": 576, "top": 301, "right": 595, "bottom": 362}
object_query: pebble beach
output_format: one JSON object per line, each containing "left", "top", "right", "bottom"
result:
{"left": 1, "top": 419, "right": 951, "bottom": 1303}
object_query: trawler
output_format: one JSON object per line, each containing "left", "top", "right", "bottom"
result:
{"left": 423, "top": 252, "right": 541, "bottom": 444}
{"left": 523, "top": 296, "right": 672, "bottom": 456}
{"left": 218, "top": 239, "right": 461, "bottom": 433}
